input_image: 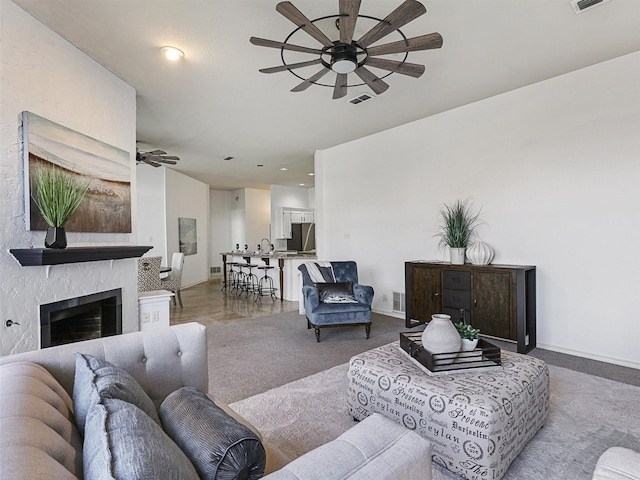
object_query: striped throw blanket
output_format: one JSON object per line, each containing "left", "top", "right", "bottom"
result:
{"left": 305, "top": 261, "right": 335, "bottom": 283}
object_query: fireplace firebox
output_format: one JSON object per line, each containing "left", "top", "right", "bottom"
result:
{"left": 40, "top": 289, "right": 122, "bottom": 348}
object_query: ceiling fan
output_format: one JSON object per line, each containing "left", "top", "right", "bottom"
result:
{"left": 250, "top": 0, "right": 443, "bottom": 99}
{"left": 136, "top": 149, "right": 180, "bottom": 167}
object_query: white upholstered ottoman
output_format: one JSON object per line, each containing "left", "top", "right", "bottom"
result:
{"left": 347, "top": 342, "right": 549, "bottom": 480}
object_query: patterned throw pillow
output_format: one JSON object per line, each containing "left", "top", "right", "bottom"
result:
{"left": 315, "top": 282, "right": 359, "bottom": 303}
{"left": 73, "top": 353, "right": 160, "bottom": 435}
{"left": 83, "top": 398, "right": 199, "bottom": 480}
{"left": 159, "top": 387, "right": 266, "bottom": 480}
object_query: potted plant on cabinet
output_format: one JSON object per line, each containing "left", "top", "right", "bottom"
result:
{"left": 436, "top": 198, "right": 482, "bottom": 264}
{"left": 455, "top": 321, "right": 481, "bottom": 351}
{"left": 31, "top": 163, "right": 90, "bottom": 249}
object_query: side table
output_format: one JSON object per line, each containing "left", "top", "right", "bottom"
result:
{"left": 347, "top": 342, "right": 549, "bottom": 480}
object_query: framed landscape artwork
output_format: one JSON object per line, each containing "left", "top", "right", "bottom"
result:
{"left": 20, "top": 111, "right": 132, "bottom": 233}
{"left": 179, "top": 218, "right": 197, "bottom": 255}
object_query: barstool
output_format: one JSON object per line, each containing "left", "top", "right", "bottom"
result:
{"left": 240, "top": 262, "right": 259, "bottom": 298}
{"left": 229, "top": 262, "right": 243, "bottom": 294}
{"left": 223, "top": 261, "right": 238, "bottom": 292}
{"left": 255, "top": 265, "right": 277, "bottom": 302}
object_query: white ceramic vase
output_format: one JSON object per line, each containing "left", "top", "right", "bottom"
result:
{"left": 466, "top": 241, "right": 494, "bottom": 265}
{"left": 449, "top": 247, "right": 466, "bottom": 265}
{"left": 422, "top": 314, "right": 462, "bottom": 364}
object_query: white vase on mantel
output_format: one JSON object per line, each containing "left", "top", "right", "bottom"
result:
{"left": 466, "top": 241, "right": 494, "bottom": 266}
{"left": 449, "top": 247, "right": 466, "bottom": 265}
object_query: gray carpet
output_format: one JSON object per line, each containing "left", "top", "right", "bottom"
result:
{"left": 207, "top": 310, "right": 407, "bottom": 403}
{"left": 230, "top": 361, "right": 640, "bottom": 480}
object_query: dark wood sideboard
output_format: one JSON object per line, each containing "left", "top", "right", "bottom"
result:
{"left": 405, "top": 261, "right": 536, "bottom": 353}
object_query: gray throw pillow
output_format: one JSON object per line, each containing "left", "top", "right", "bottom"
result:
{"left": 73, "top": 353, "right": 160, "bottom": 435}
{"left": 83, "top": 398, "right": 199, "bottom": 480}
{"left": 159, "top": 387, "right": 266, "bottom": 480}
{"left": 315, "top": 282, "right": 358, "bottom": 303}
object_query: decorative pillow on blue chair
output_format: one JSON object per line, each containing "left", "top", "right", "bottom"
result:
{"left": 159, "top": 387, "right": 266, "bottom": 480}
{"left": 315, "top": 282, "right": 358, "bottom": 304}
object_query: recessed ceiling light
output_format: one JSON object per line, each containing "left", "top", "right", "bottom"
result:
{"left": 299, "top": 183, "right": 305, "bottom": 186}
{"left": 308, "top": 173, "right": 315, "bottom": 176}
{"left": 280, "top": 168, "right": 288, "bottom": 171}
{"left": 161, "top": 46, "right": 184, "bottom": 61}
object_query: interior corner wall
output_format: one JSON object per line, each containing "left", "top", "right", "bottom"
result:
{"left": 0, "top": 1, "right": 138, "bottom": 354}
{"left": 316, "top": 51, "right": 640, "bottom": 369}
{"left": 244, "top": 188, "right": 271, "bottom": 249}
{"left": 164, "top": 169, "right": 209, "bottom": 288}
{"left": 136, "top": 166, "right": 167, "bottom": 260}
{"left": 210, "top": 189, "right": 232, "bottom": 273}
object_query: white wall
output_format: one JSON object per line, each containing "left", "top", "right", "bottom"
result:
{"left": 164, "top": 169, "right": 209, "bottom": 288}
{"left": 316, "top": 52, "right": 640, "bottom": 369}
{"left": 0, "top": 1, "right": 138, "bottom": 354}
{"left": 245, "top": 188, "right": 271, "bottom": 250}
{"left": 136, "top": 166, "right": 166, "bottom": 258}
{"left": 210, "top": 189, "right": 232, "bottom": 274}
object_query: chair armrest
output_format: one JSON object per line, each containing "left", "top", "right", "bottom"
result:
{"left": 301, "top": 285, "right": 320, "bottom": 310}
{"left": 353, "top": 284, "right": 374, "bottom": 306}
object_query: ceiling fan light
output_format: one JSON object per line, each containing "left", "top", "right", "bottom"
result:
{"left": 331, "top": 58, "right": 356, "bottom": 74}
{"left": 161, "top": 46, "right": 184, "bottom": 61}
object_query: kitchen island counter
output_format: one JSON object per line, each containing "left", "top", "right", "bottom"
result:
{"left": 221, "top": 252, "right": 317, "bottom": 302}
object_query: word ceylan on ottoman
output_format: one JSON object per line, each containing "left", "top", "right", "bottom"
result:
{"left": 347, "top": 342, "right": 549, "bottom": 480}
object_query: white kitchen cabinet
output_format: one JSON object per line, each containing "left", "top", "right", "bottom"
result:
{"left": 275, "top": 208, "right": 292, "bottom": 239}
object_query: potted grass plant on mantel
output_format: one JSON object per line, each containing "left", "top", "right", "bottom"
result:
{"left": 31, "top": 163, "right": 90, "bottom": 249}
{"left": 435, "top": 198, "right": 482, "bottom": 264}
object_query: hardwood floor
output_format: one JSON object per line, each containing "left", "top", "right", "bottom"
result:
{"left": 169, "top": 278, "right": 299, "bottom": 327}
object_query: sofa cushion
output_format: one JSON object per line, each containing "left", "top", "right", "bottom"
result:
{"left": 73, "top": 353, "right": 160, "bottom": 435}
{"left": 0, "top": 362, "right": 83, "bottom": 478}
{"left": 315, "top": 282, "right": 358, "bottom": 304}
{"left": 160, "top": 387, "right": 266, "bottom": 480}
{"left": 83, "top": 398, "right": 199, "bottom": 480}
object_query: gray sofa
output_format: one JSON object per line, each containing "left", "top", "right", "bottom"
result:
{"left": 0, "top": 322, "right": 432, "bottom": 479}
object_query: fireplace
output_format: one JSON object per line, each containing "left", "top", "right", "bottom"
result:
{"left": 40, "top": 289, "right": 122, "bottom": 348}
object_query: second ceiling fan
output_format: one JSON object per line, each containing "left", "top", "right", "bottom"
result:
{"left": 250, "top": 0, "right": 443, "bottom": 99}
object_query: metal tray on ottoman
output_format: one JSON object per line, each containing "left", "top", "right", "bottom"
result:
{"left": 400, "top": 332, "right": 501, "bottom": 373}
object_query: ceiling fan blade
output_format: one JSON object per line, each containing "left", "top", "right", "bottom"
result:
{"left": 357, "top": 0, "right": 426, "bottom": 48}
{"left": 354, "top": 66, "right": 389, "bottom": 95}
{"left": 276, "top": 2, "right": 334, "bottom": 48}
{"left": 365, "top": 57, "right": 425, "bottom": 78}
{"left": 339, "top": 0, "right": 361, "bottom": 44}
{"left": 333, "top": 73, "right": 348, "bottom": 99}
{"left": 367, "top": 33, "right": 443, "bottom": 56}
{"left": 250, "top": 37, "right": 323, "bottom": 55}
{"left": 157, "top": 159, "right": 178, "bottom": 165}
{"left": 142, "top": 158, "right": 161, "bottom": 167}
{"left": 159, "top": 156, "right": 180, "bottom": 161}
{"left": 291, "top": 68, "right": 331, "bottom": 92}
{"left": 147, "top": 149, "right": 167, "bottom": 155}
{"left": 260, "top": 59, "right": 322, "bottom": 74}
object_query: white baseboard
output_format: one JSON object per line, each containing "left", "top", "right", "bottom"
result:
{"left": 536, "top": 342, "right": 640, "bottom": 370}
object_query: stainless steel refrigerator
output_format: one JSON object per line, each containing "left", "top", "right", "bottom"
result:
{"left": 287, "top": 223, "right": 315, "bottom": 252}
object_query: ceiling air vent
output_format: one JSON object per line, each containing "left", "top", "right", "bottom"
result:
{"left": 570, "top": 0, "right": 611, "bottom": 14}
{"left": 347, "top": 93, "right": 375, "bottom": 106}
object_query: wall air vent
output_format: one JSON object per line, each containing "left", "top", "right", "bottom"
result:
{"left": 347, "top": 93, "right": 375, "bottom": 105}
{"left": 392, "top": 291, "right": 406, "bottom": 313}
{"left": 570, "top": 0, "right": 611, "bottom": 14}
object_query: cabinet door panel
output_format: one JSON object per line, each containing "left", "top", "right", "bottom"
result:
{"left": 472, "top": 272, "right": 512, "bottom": 339}
{"left": 407, "top": 267, "right": 441, "bottom": 326}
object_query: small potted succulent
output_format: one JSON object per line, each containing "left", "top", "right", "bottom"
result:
{"left": 455, "top": 321, "right": 481, "bottom": 351}
{"left": 435, "top": 198, "right": 482, "bottom": 264}
{"left": 31, "top": 163, "right": 90, "bottom": 249}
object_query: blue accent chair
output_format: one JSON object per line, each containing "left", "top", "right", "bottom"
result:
{"left": 298, "top": 261, "right": 374, "bottom": 342}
